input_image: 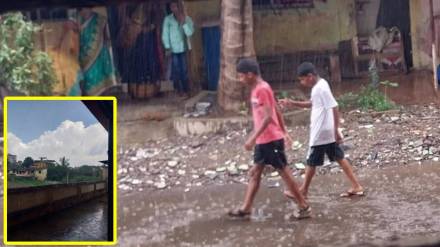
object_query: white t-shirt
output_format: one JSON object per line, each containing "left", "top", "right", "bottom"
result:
{"left": 309, "top": 78, "right": 338, "bottom": 147}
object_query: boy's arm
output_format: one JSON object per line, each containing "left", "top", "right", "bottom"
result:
{"left": 161, "top": 17, "right": 171, "bottom": 51}
{"left": 279, "top": 99, "right": 312, "bottom": 109}
{"left": 182, "top": 16, "right": 194, "bottom": 37}
{"left": 275, "top": 105, "right": 287, "bottom": 133}
{"left": 245, "top": 105, "right": 272, "bottom": 150}
{"left": 276, "top": 105, "right": 292, "bottom": 147}
{"left": 333, "top": 106, "right": 343, "bottom": 143}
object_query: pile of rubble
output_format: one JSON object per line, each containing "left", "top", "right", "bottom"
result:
{"left": 118, "top": 104, "right": 440, "bottom": 193}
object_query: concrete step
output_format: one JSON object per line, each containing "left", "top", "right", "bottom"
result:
{"left": 173, "top": 109, "right": 310, "bottom": 136}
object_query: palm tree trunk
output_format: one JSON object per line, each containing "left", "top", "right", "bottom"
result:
{"left": 218, "top": 0, "right": 256, "bottom": 111}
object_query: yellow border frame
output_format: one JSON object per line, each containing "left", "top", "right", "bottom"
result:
{"left": 3, "top": 96, "right": 118, "bottom": 246}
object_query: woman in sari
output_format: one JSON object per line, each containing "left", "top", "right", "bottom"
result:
{"left": 77, "top": 8, "right": 117, "bottom": 96}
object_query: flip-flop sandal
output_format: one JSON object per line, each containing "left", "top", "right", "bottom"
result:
{"left": 227, "top": 208, "right": 251, "bottom": 219}
{"left": 340, "top": 190, "right": 365, "bottom": 198}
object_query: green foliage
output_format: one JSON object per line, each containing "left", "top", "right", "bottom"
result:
{"left": 59, "top": 156, "right": 70, "bottom": 167}
{"left": 337, "top": 92, "right": 358, "bottom": 109}
{"left": 47, "top": 163, "right": 69, "bottom": 181}
{"left": 22, "top": 156, "right": 34, "bottom": 168}
{"left": 357, "top": 86, "right": 395, "bottom": 112}
{"left": 338, "top": 86, "right": 396, "bottom": 112}
{"left": 71, "top": 165, "right": 101, "bottom": 178}
{"left": 68, "top": 175, "right": 101, "bottom": 183}
{"left": 0, "top": 12, "right": 56, "bottom": 95}
{"left": 8, "top": 175, "right": 57, "bottom": 188}
{"left": 47, "top": 158, "right": 102, "bottom": 183}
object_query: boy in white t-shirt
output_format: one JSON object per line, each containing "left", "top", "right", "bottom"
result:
{"left": 279, "top": 62, "right": 364, "bottom": 199}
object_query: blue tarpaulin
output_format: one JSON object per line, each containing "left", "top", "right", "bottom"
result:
{"left": 202, "top": 25, "right": 220, "bottom": 91}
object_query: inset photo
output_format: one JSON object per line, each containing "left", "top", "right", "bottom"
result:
{"left": 3, "top": 97, "right": 117, "bottom": 245}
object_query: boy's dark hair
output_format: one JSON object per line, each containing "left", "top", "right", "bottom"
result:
{"left": 297, "top": 62, "right": 317, "bottom": 77}
{"left": 236, "top": 58, "right": 260, "bottom": 75}
{"left": 167, "top": 0, "right": 179, "bottom": 13}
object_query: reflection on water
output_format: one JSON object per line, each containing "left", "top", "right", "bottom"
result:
{"left": 8, "top": 197, "right": 108, "bottom": 241}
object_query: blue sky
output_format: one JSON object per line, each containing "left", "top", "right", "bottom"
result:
{"left": 8, "top": 100, "right": 99, "bottom": 142}
{"left": 7, "top": 100, "right": 108, "bottom": 167}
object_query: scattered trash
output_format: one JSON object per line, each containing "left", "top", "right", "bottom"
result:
{"left": 228, "top": 166, "right": 239, "bottom": 176}
{"left": 131, "top": 179, "right": 142, "bottom": 185}
{"left": 216, "top": 167, "right": 227, "bottom": 172}
{"left": 295, "top": 163, "right": 305, "bottom": 170}
{"left": 270, "top": 171, "right": 279, "bottom": 177}
{"left": 154, "top": 182, "right": 167, "bottom": 190}
{"left": 168, "top": 160, "right": 179, "bottom": 168}
{"left": 292, "top": 141, "right": 303, "bottom": 150}
{"left": 117, "top": 104, "right": 440, "bottom": 193}
{"left": 238, "top": 164, "right": 249, "bottom": 171}
{"left": 204, "top": 170, "right": 217, "bottom": 179}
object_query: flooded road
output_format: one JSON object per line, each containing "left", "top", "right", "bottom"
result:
{"left": 7, "top": 197, "right": 108, "bottom": 242}
{"left": 118, "top": 162, "right": 440, "bottom": 247}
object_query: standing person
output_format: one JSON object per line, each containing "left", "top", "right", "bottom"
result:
{"left": 279, "top": 62, "right": 364, "bottom": 199}
{"left": 228, "top": 58, "right": 312, "bottom": 220}
{"left": 161, "top": 0, "right": 194, "bottom": 99}
{"left": 77, "top": 8, "right": 117, "bottom": 96}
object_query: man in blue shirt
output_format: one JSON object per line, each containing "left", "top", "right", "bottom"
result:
{"left": 162, "top": 0, "right": 194, "bottom": 98}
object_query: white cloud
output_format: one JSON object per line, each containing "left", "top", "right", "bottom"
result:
{"left": 8, "top": 120, "right": 108, "bottom": 167}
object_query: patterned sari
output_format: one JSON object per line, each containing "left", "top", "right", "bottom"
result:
{"left": 78, "top": 12, "right": 116, "bottom": 95}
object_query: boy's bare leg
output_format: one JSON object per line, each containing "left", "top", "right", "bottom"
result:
{"left": 284, "top": 165, "right": 315, "bottom": 199}
{"left": 337, "top": 158, "right": 363, "bottom": 192}
{"left": 240, "top": 165, "right": 265, "bottom": 212}
{"left": 279, "top": 166, "right": 309, "bottom": 209}
{"left": 299, "top": 166, "right": 316, "bottom": 199}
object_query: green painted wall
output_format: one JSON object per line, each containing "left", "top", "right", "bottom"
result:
{"left": 253, "top": 0, "right": 357, "bottom": 56}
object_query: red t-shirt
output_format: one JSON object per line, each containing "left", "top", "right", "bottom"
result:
{"left": 251, "top": 80, "right": 285, "bottom": 144}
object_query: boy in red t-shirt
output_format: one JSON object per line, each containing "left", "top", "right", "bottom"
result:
{"left": 228, "top": 58, "right": 311, "bottom": 220}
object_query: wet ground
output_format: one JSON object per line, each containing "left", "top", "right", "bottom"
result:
{"left": 118, "top": 162, "right": 440, "bottom": 247}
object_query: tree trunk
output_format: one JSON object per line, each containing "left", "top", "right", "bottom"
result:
{"left": 218, "top": 0, "right": 256, "bottom": 112}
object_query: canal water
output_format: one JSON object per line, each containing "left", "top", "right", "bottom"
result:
{"left": 8, "top": 197, "right": 108, "bottom": 241}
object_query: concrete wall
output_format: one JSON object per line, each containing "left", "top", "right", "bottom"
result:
{"left": 8, "top": 181, "right": 106, "bottom": 226}
{"left": 410, "top": 0, "right": 439, "bottom": 70}
{"left": 174, "top": 109, "right": 309, "bottom": 136}
{"left": 253, "top": 0, "right": 357, "bottom": 56}
{"left": 355, "top": 0, "right": 380, "bottom": 36}
{"left": 184, "top": 0, "right": 221, "bottom": 87}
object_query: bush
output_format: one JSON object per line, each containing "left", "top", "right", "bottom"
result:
{"left": 357, "top": 86, "right": 395, "bottom": 111}
{"left": 0, "top": 12, "right": 56, "bottom": 95}
{"left": 338, "top": 86, "right": 395, "bottom": 112}
{"left": 337, "top": 92, "right": 358, "bottom": 109}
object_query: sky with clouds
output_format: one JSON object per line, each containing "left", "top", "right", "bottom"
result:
{"left": 7, "top": 101, "right": 108, "bottom": 167}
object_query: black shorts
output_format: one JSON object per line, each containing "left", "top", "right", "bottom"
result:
{"left": 307, "top": 142, "right": 345, "bottom": 167}
{"left": 254, "top": 139, "right": 287, "bottom": 169}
